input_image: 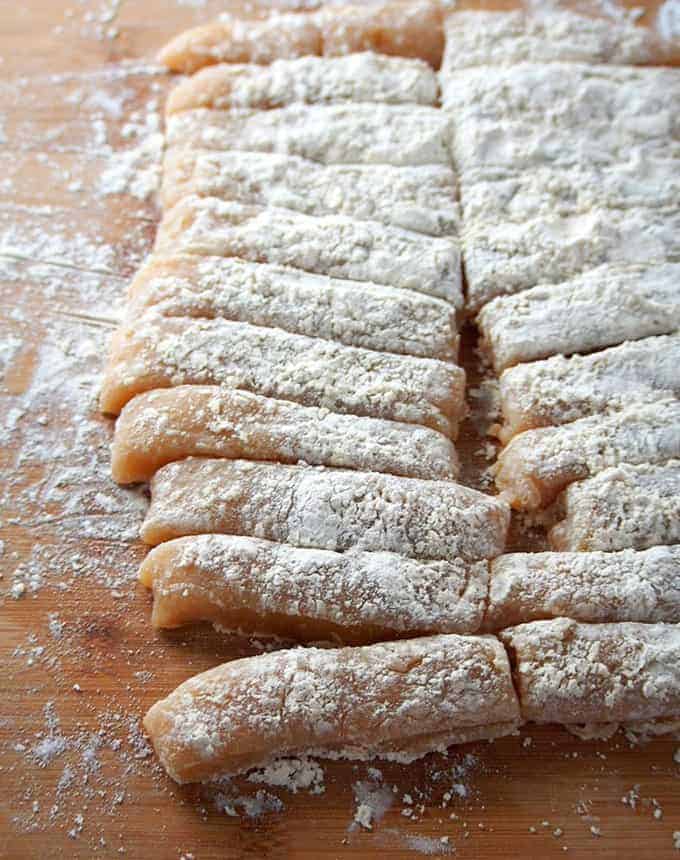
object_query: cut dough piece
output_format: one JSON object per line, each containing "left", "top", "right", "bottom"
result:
{"left": 500, "top": 619, "right": 680, "bottom": 726}
{"left": 139, "top": 534, "right": 488, "bottom": 642}
{"left": 143, "top": 633, "right": 520, "bottom": 782}
{"left": 158, "top": 1, "right": 445, "bottom": 74}
{"left": 140, "top": 458, "right": 510, "bottom": 560}
{"left": 166, "top": 104, "right": 452, "bottom": 167}
{"left": 166, "top": 53, "right": 438, "bottom": 114}
{"left": 549, "top": 461, "right": 680, "bottom": 553}
{"left": 442, "top": 64, "right": 680, "bottom": 176}
{"left": 321, "top": 0, "right": 444, "bottom": 68}
{"left": 441, "top": 9, "right": 659, "bottom": 71}
{"left": 478, "top": 264, "right": 680, "bottom": 372}
{"left": 158, "top": 11, "right": 322, "bottom": 74}
{"left": 498, "top": 333, "right": 680, "bottom": 440}
{"left": 100, "top": 316, "right": 466, "bottom": 435}
{"left": 111, "top": 386, "right": 459, "bottom": 484}
{"left": 461, "top": 204, "right": 678, "bottom": 310}
{"left": 125, "top": 255, "right": 458, "bottom": 362}
{"left": 161, "top": 150, "right": 460, "bottom": 237}
{"left": 494, "top": 400, "right": 680, "bottom": 511}
{"left": 486, "top": 546, "right": 680, "bottom": 629}
{"left": 155, "top": 197, "right": 462, "bottom": 306}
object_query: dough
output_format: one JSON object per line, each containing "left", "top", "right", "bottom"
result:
{"left": 478, "top": 263, "right": 680, "bottom": 372}
{"left": 139, "top": 534, "right": 488, "bottom": 643}
{"left": 165, "top": 52, "right": 439, "bottom": 114}
{"left": 494, "top": 400, "right": 680, "bottom": 511}
{"left": 143, "top": 633, "right": 520, "bottom": 781}
{"left": 100, "top": 316, "right": 466, "bottom": 435}
{"left": 498, "top": 333, "right": 680, "bottom": 441}
{"left": 111, "top": 385, "right": 459, "bottom": 484}
{"left": 154, "top": 197, "right": 462, "bottom": 306}
{"left": 500, "top": 619, "right": 680, "bottom": 725}
{"left": 549, "top": 461, "right": 680, "bottom": 552}
{"left": 486, "top": 546, "right": 680, "bottom": 629}
{"left": 161, "top": 150, "right": 460, "bottom": 237}
{"left": 166, "top": 104, "right": 452, "bottom": 167}
{"left": 140, "top": 458, "right": 510, "bottom": 560}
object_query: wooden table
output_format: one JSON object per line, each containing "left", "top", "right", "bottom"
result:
{"left": 1, "top": 2, "right": 678, "bottom": 858}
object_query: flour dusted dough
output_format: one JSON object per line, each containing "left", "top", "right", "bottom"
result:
{"left": 549, "top": 461, "right": 680, "bottom": 553}
{"left": 442, "top": 64, "right": 680, "bottom": 175}
{"left": 161, "top": 151, "right": 460, "bottom": 237}
{"left": 100, "top": 316, "right": 465, "bottom": 434}
{"left": 498, "top": 333, "right": 680, "bottom": 440}
{"left": 441, "top": 9, "right": 658, "bottom": 70}
{"left": 111, "top": 386, "right": 459, "bottom": 484}
{"left": 166, "top": 53, "right": 438, "bottom": 115}
{"left": 158, "top": 10, "right": 322, "bottom": 74}
{"left": 158, "top": 1, "right": 445, "bottom": 74}
{"left": 494, "top": 400, "right": 680, "bottom": 511}
{"left": 501, "top": 619, "right": 680, "bottom": 726}
{"left": 126, "top": 255, "right": 458, "bottom": 362}
{"left": 143, "top": 633, "right": 520, "bottom": 782}
{"left": 460, "top": 203, "right": 678, "bottom": 311}
{"left": 478, "top": 264, "right": 680, "bottom": 372}
{"left": 166, "top": 104, "right": 452, "bottom": 167}
{"left": 139, "top": 534, "right": 488, "bottom": 643}
{"left": 320, "top": 0, "right": 443, "bottom": 68}
{"left": 140, "top": 458, "right": 510, "bottom": 560}
{"left": 155, "top": 197, "right": 462, "bottom": 306}
{"left": 486, "top": 547, "right": 680, "bottom": 630}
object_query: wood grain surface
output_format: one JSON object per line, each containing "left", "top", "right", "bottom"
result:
{"left": 1, "top": 2, "right": 678, "bottom": 858}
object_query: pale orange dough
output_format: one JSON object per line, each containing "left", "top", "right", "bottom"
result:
{"left": 158, "top": 2, "right": 445, "bottom": 75}
{"left": 158, "top": 11, "right": 322, "bottom": 74}
{"left": 486, "top": 547, "right": 680, "bottom": 630}
{"left": 111, "top": 385, "right": 459, "bottom": 484}
{"left": 139, "top": 534, "right": 488, "bottom": 643}
{"left": 165, "top": 52, "right": 439, "bottom": 115}
{"left": 140, "top": 458, "right": 510, "bottom": 561}
{"left": 501, "top": 619, "right": 680, "bottom": 726}
{"left": 494, "top": 400, "right": 680, "bottom": 512}
{"left": 99, "top": 315, "right": 466, "bottom": 435}
{"left": 320, "top": 0, "right": 443, "bottom": 68}
{"left": 143, "top": 633, "right": 520, "bottom": 782}
{"left": 125, "top": 254, "right": 459, "bottom": 362}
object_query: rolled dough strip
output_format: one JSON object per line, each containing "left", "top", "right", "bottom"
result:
{"left": 441, "top": 64, "right": 680, "bottom": 175}
{"left": 460, "top": 204, "right": 679, "bottom": 312}
{"left": 321, "top": 0, "right": 444, "bottom": 68}
{"left": 478, "top": 263, "right": 680, "bottom": 372}
{"left": 100, "top": 316, "right": 465, "bottom": 434}
{"left": 500, "top": 619, "right": 680, "bottom": 726}
{"left": 158, "top": 1, "right": 445, "bottom": 75}
{"left": 498, "top": 333, "right": 680, "bottom": 441}
{"left": 158, "top": 11, "right": 322, "bottom": 74}
{"left": 143, "top": 633, "right": 520, "bottom": 781}
{"left": 165, "top": 104, "right": 452, "bottom": 167}
{"left": 111, "top": 385, "right": 459, "bottom": 484}
{"left": 125, "top": 255, "right": 458, "bottom": 362}
{"left": 549, "top": 461, "right": 680, "bottom": 553}
{"left": 155, "top": 197, "right": 462, "bottom": 306}
{"left": 161, "top": 150, "right": 460, "bottom": 237}
{"left": 166, "top": 53, "right": 438, "bottom": 115}
{"left": 486, "top": 546, "right": 680, "bottom": 630}
{"left": 139, "top": 534, "right": 488, "bottom": 642}
{"left": 140, "top": 458, "right": 510, "bottom": 560}
{"left": 494, "top": 400, "right": 680, "bottom": 511}
{"left": 441, "top": 9, "right": 659, "bottom": 71}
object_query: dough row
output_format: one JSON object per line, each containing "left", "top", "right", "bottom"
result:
{"left": 144, "top": 620, "right": 680, "bottom": 782}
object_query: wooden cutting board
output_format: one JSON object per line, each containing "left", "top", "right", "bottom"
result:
{"left": 1, "top": 2, "right": 678, "bottom": 858}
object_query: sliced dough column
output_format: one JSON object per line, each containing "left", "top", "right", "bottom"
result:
{"left": 103, "top": 51, "right": 467, "bottom": 484}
